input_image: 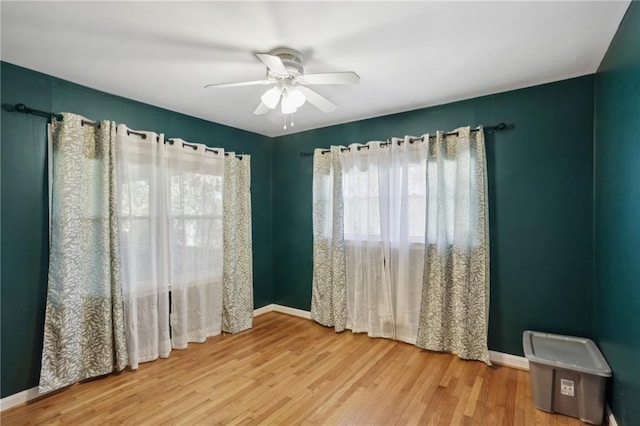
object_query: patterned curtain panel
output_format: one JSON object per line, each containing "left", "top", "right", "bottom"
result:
{"left": 415, "top": 127, "right": 491, "bottom": 364}
{"left": 40, "top": 113, "right": 127, "bottom": 393}
{"left": 311, "top": 146, "right": 347, "bottom": 331}
{"left": 222, "top": 154, "right": 254, "bottom": 333}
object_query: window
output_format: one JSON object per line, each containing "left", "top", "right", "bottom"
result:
{"left": 342, "top": 156, "right": 427, "bottom": 244}
{"left": 169, "top": 170, "right": 223, "bottom": 281}
{"left": 117, "top": 142, "right": 226, "bottom": 290}
{"left": 342, "top": 152, "right": 477, "bottom": 246}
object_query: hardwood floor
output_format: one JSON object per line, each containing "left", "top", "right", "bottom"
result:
{"left": 2, "top": 312, "right": 586, "bottom": 425}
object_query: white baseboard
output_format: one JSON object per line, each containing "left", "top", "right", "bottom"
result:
{"left": 253, "top": 303, "right": 276, "bottom": 317}
{"left": 254, "top": 303, "right": 312, "bottom": 320}
{"left": 605, "top": 404, "right": 618, "bottom": 426}
{"left": 0, "top": 386, "right": 42, "bottom": 411}
{"left": 489, "top": 350, "right": 529, "bottom": 370}
{"left": 271, "top": 304, "right": 312, "bottom": 319}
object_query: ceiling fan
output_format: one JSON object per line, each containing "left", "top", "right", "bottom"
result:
{"left": 204, "top": 48, "right": 359, "bottom": 116}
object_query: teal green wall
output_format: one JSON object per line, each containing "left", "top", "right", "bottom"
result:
{"left": 594, "top": 3, "right": 640, "bottom": 426}
{"left": 0, "top": 62, "right": 273, "bottom": 398}
{"left": 272, "top": 76, "right": 595, "bottom": 357}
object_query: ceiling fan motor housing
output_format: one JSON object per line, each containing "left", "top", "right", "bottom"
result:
{"left": 268, "top": 48, "right": 304, "bottom": 78}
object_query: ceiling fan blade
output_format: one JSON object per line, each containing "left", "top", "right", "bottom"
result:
{"left": 253, "top": 102, "right": 270, "bottom": 115}
{"left": 256, "top": 53, "right": 289, "bottom": 76}
{"left": 204, "top": 80, "right": 271, "bottom": 89}
{"left": 297, "top": 86, "right": 337, "bottom": 113}
{"left": 300, "top": 72, "right": 360, "bottom": 85}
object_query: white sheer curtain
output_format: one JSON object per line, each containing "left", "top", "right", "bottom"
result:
{"left": 342, "top": 138, "right": 426, "bottom": 343}
{"left": 168, "top": 139, "right": 224, "bottom": 349}
{"left": 116, "top": 130, "right": 224, "bottom": 368}
{"left": 387, "top": 137, "right": 427, "bottom": 343}
{"left": 342, "top": 142, "right": 392, "bottom": 338}
{"left": 116, "top": 127, "right": 171, "bottom": 368}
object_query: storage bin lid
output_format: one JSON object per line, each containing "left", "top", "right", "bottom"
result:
{"left": 522, "top": 331, "right": 612, "bottom": 377}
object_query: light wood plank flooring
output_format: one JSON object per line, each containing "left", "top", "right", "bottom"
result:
{"left": 2, "top": 312, "right": 586, "bottom": 425}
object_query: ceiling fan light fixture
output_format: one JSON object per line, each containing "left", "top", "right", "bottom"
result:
{"left": 261, "top": 86, "right": 282, "bottom": 109}
{"left": 281, "top": 91, "right": 298, "bottom": 114}
{"left": 287, "top": 88, "right": 306, "bottom": 109}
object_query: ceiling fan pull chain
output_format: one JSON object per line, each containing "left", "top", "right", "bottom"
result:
{"left": 283, "top": 114, "right": 287, "bottom": 130}
{"left": 291, "top": 114, "right": 295, "bottom": 127}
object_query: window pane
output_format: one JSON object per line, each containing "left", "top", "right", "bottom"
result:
{"left": 119, "top": 217, "right": 154, "bottom": 288}
{"left": 169, "top": 164, "right": 223, "bottom": 283}
{"left": 121, "top": 179, "right": 149, "bottom": 216}
{"left": 343, "top": 164, "right": 381, "bottom": 239}
{"left": 407, "top": 161, "right": 426, "bottom": 241}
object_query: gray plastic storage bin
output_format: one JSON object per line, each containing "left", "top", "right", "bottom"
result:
{"left": 523, "top": 331, "right": 611, "bottom": 425}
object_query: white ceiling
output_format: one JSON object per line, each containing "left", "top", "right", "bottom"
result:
{"left": 1, "top": 1, "right": 630, "bottom": 137}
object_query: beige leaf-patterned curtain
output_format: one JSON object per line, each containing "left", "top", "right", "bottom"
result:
{"left": 40, "top": 113, "right": 127, "bottom": 393}
{"left": 222, "top": 154, "right": 254, "bottom": 333}
{"left": 415, "top": 127, "right": 490, "bottom": 364}
{"left": 311, "top": 146, "right": 347, "bottom": 331}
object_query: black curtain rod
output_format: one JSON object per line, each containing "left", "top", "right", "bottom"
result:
{"left": 6, "top": 103, "right": 63, "bottom": 121}
{"left": 8, "top": 102, "right": 246, "bottom": 159}
{"left": 169, "top": 138, "right": 248, "bottom": 159}
{"left": 299, "top": 123, "right": 509, "bottom": 157}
